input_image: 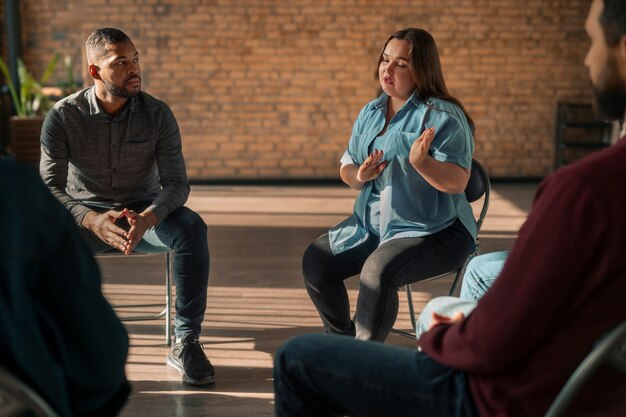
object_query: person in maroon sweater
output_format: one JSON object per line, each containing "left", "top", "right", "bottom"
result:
{"left": 273, "top": 1, "right": 626, "bottom": 416}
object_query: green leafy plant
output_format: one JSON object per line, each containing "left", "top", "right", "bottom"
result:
{"left": 0, "top": 53, "right": 60, "bottom": 117}
{"left": 62, "top": 54, "right": 78, "bottom": 96}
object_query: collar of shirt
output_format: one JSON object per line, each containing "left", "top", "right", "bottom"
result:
{"left": 86, "top": 86, "right": 137, "bottom": 119}
{"left": 371, "top": 90, "right": 429, "bottom": 113}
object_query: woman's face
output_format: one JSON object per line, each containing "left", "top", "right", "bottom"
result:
{"left": 379, "top": 38, "right": 414, "bottom": 100}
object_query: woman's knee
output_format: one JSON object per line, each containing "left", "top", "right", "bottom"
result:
{"left": 302, "top": 237, "right": 333, "bottom": 286}
{"left": 359, "top": 255, "right": 394, "bottom": 290}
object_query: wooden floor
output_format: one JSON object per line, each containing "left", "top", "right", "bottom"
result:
{"left": 96, "top": 183, "right": 536, "bottom": 417}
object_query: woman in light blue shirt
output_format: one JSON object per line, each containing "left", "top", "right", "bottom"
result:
{"left": 303, "top": 28, "right": 477, "bottom": 341}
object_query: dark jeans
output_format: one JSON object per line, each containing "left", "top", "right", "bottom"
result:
{"left": 273, "top": 333, "right": 480, "bottom": 417}
{"left": 79, "top": 205, "right": 209, "bottom": 338}
{"left": 302, "top": 219, "right": 473, "bottom": 341}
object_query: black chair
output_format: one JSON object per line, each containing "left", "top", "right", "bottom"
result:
{"left": 544, "top": 318, "right": 626, "bottom": 417}
{"left": 0, "top": 365, "right": 59, "bottom": 417}
{"left": 391, "top": 158, "right": 491, "bottom": 339}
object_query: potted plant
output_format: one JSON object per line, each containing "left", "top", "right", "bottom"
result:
{"left": 0, "top": 54, "right": 60, "bottom": 167}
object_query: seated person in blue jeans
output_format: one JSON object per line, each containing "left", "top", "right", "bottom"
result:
{"left": 459, "top": 250, "right": 508, "bottom": 300}
{"left": 273, "top": 1, "right": 626, "bottom": 415}
{"left": 40, "top": 28, "right": 213, "bottom": 385}
{"left": 414, "top": 250, "right": 509, "bottom": 336}
{"left": 1, "top": 156, "right": 130, "bottom": 416}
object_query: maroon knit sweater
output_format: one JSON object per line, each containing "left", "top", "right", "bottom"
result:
{"left": 419, "top": 138, "right": 626, "bottom": 417}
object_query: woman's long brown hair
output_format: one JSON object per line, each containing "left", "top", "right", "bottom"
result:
{"left": 378, "top": 28, "right": 475, "bottom": 133}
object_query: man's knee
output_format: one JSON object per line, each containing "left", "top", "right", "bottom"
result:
{"left": 461, "top": 251, "right": 508, "bottom": 300}
{"left": 177, "top": 207, "right": 207, "bottom": 230}
{"left": 463, "top": 256, "right": 483, "bottom": 285}
{"left": 167, "top": 207, "right": 207, "bottom": 237}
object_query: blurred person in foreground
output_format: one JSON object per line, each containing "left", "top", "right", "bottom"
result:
{"left": 1, "top": 155, "right": 130, "bottom": 416}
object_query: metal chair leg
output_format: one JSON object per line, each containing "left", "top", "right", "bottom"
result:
{"left": 390, "top": 285, "right": 418, "bottom": 339}
{"left": 103, "top": 251, "right": 173, "bottom": 346}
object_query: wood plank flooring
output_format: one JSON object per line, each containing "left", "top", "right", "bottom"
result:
{"left": 96, "top": 183, "right": 536, "bottom": 417}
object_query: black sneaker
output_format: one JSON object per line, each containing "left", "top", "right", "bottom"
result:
{"left": 167, "top": 334, "right": 215, "bottom": 385}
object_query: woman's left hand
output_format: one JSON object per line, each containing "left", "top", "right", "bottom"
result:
{"left": 409, "top": 127, "right": 435, "bottom": 170}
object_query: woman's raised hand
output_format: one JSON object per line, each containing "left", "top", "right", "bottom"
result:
{"left": 356, "top": 149, "right": 387, "bottom": 183}
{"left": 409, "top": 127, "right": 435, "bottom": 170}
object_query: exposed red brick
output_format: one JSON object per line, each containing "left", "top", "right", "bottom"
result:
{"left": 3, "top": 0, "right": 592, "bottom": 179}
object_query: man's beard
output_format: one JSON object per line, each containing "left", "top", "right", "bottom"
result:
{"left": 103, "top": 77, "right": 140, "bottom": 99}
{"left": 590, "top": 55, "right": 626, "bottom": 122}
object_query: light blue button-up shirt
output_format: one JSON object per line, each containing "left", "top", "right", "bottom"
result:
{"left": 329, "top": 92, "right": 476, "bottom": 254}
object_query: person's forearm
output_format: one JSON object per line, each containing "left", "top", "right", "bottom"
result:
{"left": 46, "top": 185, "right": 92, "bottom": 226}
{"left": 153, "top": 148, "right": 190, "bottom": 221}
{"left": 411, "top": 157, "right": 469, "bottom": 194}
{"left": 340, "top": 164, "right": 365, "bottom": 190}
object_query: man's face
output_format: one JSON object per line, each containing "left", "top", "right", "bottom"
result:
{"left": 93, "top": 41, "right": 141, "bottom": 98}
{"left": 585, "top": 0, "right": 626, "bottom": 121}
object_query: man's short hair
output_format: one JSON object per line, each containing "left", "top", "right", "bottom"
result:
{"left": 86, "top": 28, "right": 132, "bottom": 63}
{"left": 600, "top": 0, "right": 626, "bottom": 45}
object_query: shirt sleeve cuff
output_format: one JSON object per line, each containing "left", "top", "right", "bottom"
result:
{"left": 74, "top": 206, "right": 93, "bottom": 228}
{"left": 148, "top": 204, "right": 168, "bottom": 223}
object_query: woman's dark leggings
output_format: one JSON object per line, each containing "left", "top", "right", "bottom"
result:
{"left": 302, "top": 219, "right": 473, "bottom": 341}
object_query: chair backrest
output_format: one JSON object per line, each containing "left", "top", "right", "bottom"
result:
{"left": 446, "top": 159, "right": 491, "bottom": 297}
{"left": 465, "top": 158, "right": 491, "bottom": 233}
{"left": 392, "top": 158, "right": 492, "bottom": 338}
{"left": 544, "top": 318, "right": 626, "bottom": 417}
{"left": 0, "top": 365, "right": 59, "bottom": 417}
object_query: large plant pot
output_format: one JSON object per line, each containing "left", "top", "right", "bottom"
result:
{"left": 9, "top": 116, "right": 44, "bottom": 168}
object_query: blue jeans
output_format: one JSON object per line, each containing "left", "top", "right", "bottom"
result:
{"left": 459, "top": 250, "right": 508, "bottom": 301}
{"left": 79, "top": 205, "right": 209, "bottom": 338}
{"left": 416, "top": 297, "right": 478, "bottom": 338}
{"left": 415, "top": 251, "right": 508, "bottom": 337}
{"left": 302, "top": 219, "right": 473, "bottom": 341}
{"left": 274, "top": 333, "right": 480, "bottom": 417}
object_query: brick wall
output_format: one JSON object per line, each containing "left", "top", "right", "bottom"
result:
{"left": 4, "top": 0, "right": 592, "bottom": 179}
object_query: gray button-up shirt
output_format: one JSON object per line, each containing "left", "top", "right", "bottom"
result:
{"left": 40, "top": 87, "right": 190, "bottom": 225}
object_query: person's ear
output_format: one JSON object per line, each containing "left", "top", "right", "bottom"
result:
{"left": 88, "top": 63, "right": 101, "bottom": 80}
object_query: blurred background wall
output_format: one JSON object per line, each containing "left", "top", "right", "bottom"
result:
{"left": 0, "top": 0, "right": 592, "bottom": 180}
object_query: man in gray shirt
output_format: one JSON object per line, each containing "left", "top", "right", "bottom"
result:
{"left": 40, "top": 27, "right": 214, "bottom": 386}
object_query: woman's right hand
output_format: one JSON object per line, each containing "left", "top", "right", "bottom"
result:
{"left": 356, "top": 149, "right": 387, "bottom": 183}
